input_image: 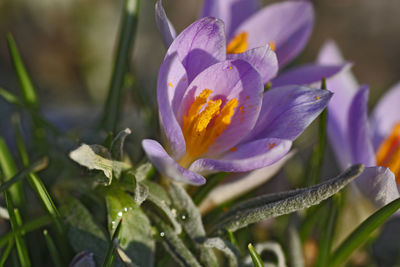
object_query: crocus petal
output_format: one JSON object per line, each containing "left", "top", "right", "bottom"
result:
{"left": 355, "top": 166, "right": 399, "bottom": 208}
{"left": 178, "top": 59, "right": 263, "bottom": 155}
{"left": 189, "top": 138, "right": 292, "bottom": 174}
{"left": 167, "top": 17, "right": 226, "bottom": 83}
{"left": 245, "top": 85, "right": 332, "bottom": 141}
{"left": 317, "top": 41, "right": 359, "bottom": 168}
{"left": 142, "top": 139, "right": 206, "bottom": 185}
{"left": 198, "top": 150, "right": 295, "bottom": 214}
{"left": 370, "top": 81, "right": 400, "bottom": 148}
{"left": 227, "top": 44, "right": 278, "bottom": 84}
{"left": 155, "top": 0, "right": 177, "bottom": 47}
{"left": 348, "top": 86, "right": 376, "bottom": 166}
{"left": 157, "top": 53, "right": 188, "bottom": 159}
{"left": 270, "top": 63, "right": 350, "bottom": 87}
{"left": 201, "top": 0, "right": 259, "bottom": 39}
{"left": 234, "top": 1, "right": 314, "bottom": 67}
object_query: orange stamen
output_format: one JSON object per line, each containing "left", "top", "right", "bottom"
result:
{"left": 226, "top": 32, "right": 248, "bottom": 54}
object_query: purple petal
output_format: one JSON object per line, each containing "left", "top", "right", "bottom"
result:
{"left": 189, "top": 138, "right": 292, "bottom": 174}
{"left": 234, "top": 1, "right": 314, "bottom": 67}
{"left": 155, "top": 0, "right": 177, "bottom": 47}
{"left": 271, "top": 63, "right": 350, "bottom": 87}
{"left": 167, "top": 17, "right": 226, "bottom": 83}
{"left": 348, "top": 86, "right": 376, "bottom": 166}
{"left": 227, "top": 45, "right": 278, "bottom": 84}
{"left": 370, "top": 81, "right": 400, "bottom": 149}
{"left": 157, "top": 53, "right": 188, "bottom": 159}
{"left": 245, "top": 85, "right": 332, "bottom": 141}
{"left": 198, "top": 151, "right": 295, "bottom": 214}
{"left": 355, "top": 166, "right": 399, "bottom": 208}
{"left": 142, "top": 139, "right": 206, "bottom": 185}
{"left": 178, "top": 59, "right": 263, "bottom": 155}
{"left": 201, "top": 0, "right": 259, "bottom": 39}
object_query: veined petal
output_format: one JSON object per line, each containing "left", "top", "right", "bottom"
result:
{"left": 245, "top": 85, "right": 332, "bottom": 141}
{"left": 199, "top": 151, "right": 295, "bottom": 214}
{"left": 167, "top": 17, "right": 226, "bottom": 83}
{"left": 178, "top": 59, "right": 263, "bottom": 155}
{"left": 189, "top": 138, "right": 292, "bottom": 174}
{"left": 370, "top": 81, "right": 400, "bottom": 149}
{"left": 348, "top": 86, "right": 376, "bottom": 166}
{"left": 271, "top": 63, "right": 350, "bottom": 87}
{"left": 234, "top": 1, "right": 314, "bottom": 67}
{"left": 155, "top": 0, "right": 177, "bottom": 47}
{"left": 227, "top": 44, "right": 278, "bottom": 84}
{"left": 355, "top": 166, "right": 399, "bottom": 208}
{"left": 201, "top": 0, "right": 259, "bottom": 39}
{"left": 142, "top": 139, "right": 206, "bottom": 185}
{"left": 157, "top": 53, "right": 188, "bottom": 159}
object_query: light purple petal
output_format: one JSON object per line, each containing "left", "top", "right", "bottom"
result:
{"left": 348, "top": 86, "right": 376, "bottom": 166}
{"left": 227, "top": 45, "right": 278, "bottom": 84}
{"left": 201, "top": 0, "right": 259, "bottom": 39}
{"left": 142, "top": 139, "right": 206, "bottom": 185}
{"left": 245, "top": 85, "right": 332, "bottom": 141}
{"left": 370, "top": 81, "right": 400, "bottom": 149}
{"left": 318, "top": 41, "right": 359, "bottom": 169}
{"left": 234, "top": 1, "right": 314, "bottom": 67}
{"left": 178, "top": 59, "right": 263, "bottom": 155}
{"left": 157, "top": 53, "right": 188, "bottom": 159}
{"left": 189, "top": 138, "right": 292, "bottom": 174}
{"left": 155, "top": 0, "right": 177, "bottom": 47}
{"left": 355, "top": 166, "right": 399, "bottom": 208}
{"left": 167, "top": 17, "right": 226, "bottom": 83}
{"left": 271, "top": 63, "right": 350, "bottom": 87}
{"left": 198, "top": 150, "right": 295, "bottom": 214}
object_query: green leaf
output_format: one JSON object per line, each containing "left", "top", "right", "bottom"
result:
{"left": 0, "top": 87, "right": 22, "bottom": 106}
{"left": 102, "top": 220, "right": 123, "bottom": 267}
{"left": 63, "top": 198, "right": 108, "bottom": 265}
{"left": 132, "top": 162, "right": 154, "bottom": 182}
{"left": 212, "top": 164, "right": 364, "bottom": 233}
{"left": 200, "top": 237, "right": 239, "bottom": 267}
{"left": 69, "top": 144, "right": 130, "bottom": 185}
{"left": 43, "top": 230, "right": 63, "bottom": 267}
{"left": 0, "top": 137, "right": 24, "bottom": 207}
{"left": 149, "top": 211, "right": 202, "bottom": 267}
{"left": 248, "top": 244, "right": 264, "bottom": 267}
{"left": 100, "top": 0, "right": 141, "bottom": 133}
{"left": 0, "top": 239, "right": 14, "bottom": 267}
{"left": 329, "top": 197, "right": 400, "bottom": 267}
{"left": 168, "top": 182, "right": 218, "bottom": 267}
{"left": 7, "top": 34, "right": 38, "bottom": 108}
{"left": 105, "top": 185, "right": 155, "bottom": 266}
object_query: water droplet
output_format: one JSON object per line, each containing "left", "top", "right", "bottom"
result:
{"left": 117, "top": 211, "right": 123, "bottom": 217}
{"left": 123, "top": 207, "right": 128, "bottom": 212}
{"left": 160, "top": 232, "right": 165, "bottom": 237}
{"left": 181, "top": 214, "right": 187, "bottom": 220}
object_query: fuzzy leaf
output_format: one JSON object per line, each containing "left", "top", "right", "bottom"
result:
{"left": 69, "top": 144, "right": 130, "bottom": 185}
{"left": 199, "top": 237, "right": 239, "bottom": 267}
{"left": 212, "top": 164, "right": 364, "bottom": 232}
{"left": 132, "top": 162, "right": 154, "bottom": 182}
{"left": 110, "top": 128, "right": 132, "bottom": 160}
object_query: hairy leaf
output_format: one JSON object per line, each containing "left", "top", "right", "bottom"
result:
{"left": 110, "top": 128, "right": 132, "bottom": 160}
{"left": 212, "top": 164, "right": 364, "bottom": 232}
{"left": 199, "top": 237, "right": 239, "bottom": 267}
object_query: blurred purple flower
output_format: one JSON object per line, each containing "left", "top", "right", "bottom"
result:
{"left": 156, "top": 0, "right": 347, "bottom": 86}
{"left": 319, "top": 41, "right": 400, "bottom": 208}
{"left": 142, "top": 18, "right": 332, "bottom": 185}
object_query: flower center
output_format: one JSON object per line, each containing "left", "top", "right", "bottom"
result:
{"left": 226, "top": 31, "right": 275, "bottom": 54}
{"left": 180, "top": 89, "right": 238, "bottom": 167}
{"left": 376, "top": 122, "right": 400, "bottom": 184}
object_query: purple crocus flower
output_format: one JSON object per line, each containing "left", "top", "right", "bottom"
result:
{"left": 156, "top": 0, "right": 347, "bottom": 86}
{"left": 318, "top": 41, "right": 400, "bottom": 208}
{"left": 142, "top": 17, "right": 332, "bottom": 185}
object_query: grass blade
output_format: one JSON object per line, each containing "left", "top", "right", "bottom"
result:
{"left": 330, "top": 197, "right": 400, "bottom": 267}
{"left": 100, "top": 0, "right": 141, "bottom": 133}
{"left": 43, "top": 230, "right": 63, "bottom": 267}
{"left": 0, "top": 157, "right": 48, "bottom": 193}
{"left": 102, "top": 219, "right": 123, "bottom": 267}
{"left": 7, "top": 34, "right": 38, "bottom": 108}
{"left": 248, "top": 243, "right": 264, "bottom": 267}
{"left": 0, "top": 137, "right": 24, "bottom": 207}
{"left": 0, "top": 87, "right": 22, "bottom": 106}
{"left": 0, "top": 239, "right": 14, "bottom": 267}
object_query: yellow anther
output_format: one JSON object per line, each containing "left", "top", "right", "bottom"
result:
{"left": 226, "top": 32, "right": 249, "bottom": 54}
{"left": 376, "top": 122, "right": 400, "bottom": 184}
{"left": 168, "top": 82, "right": 173, "bottom": 87}
{"left": 268, "top": 41, "right": 276, "bottom": 51}
{"left": 180, "top": 89, "right": 238, "bottom": 166}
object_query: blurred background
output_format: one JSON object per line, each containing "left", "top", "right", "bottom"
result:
{"left": 1, "top": 0, "right": 400, "bottom": 130}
